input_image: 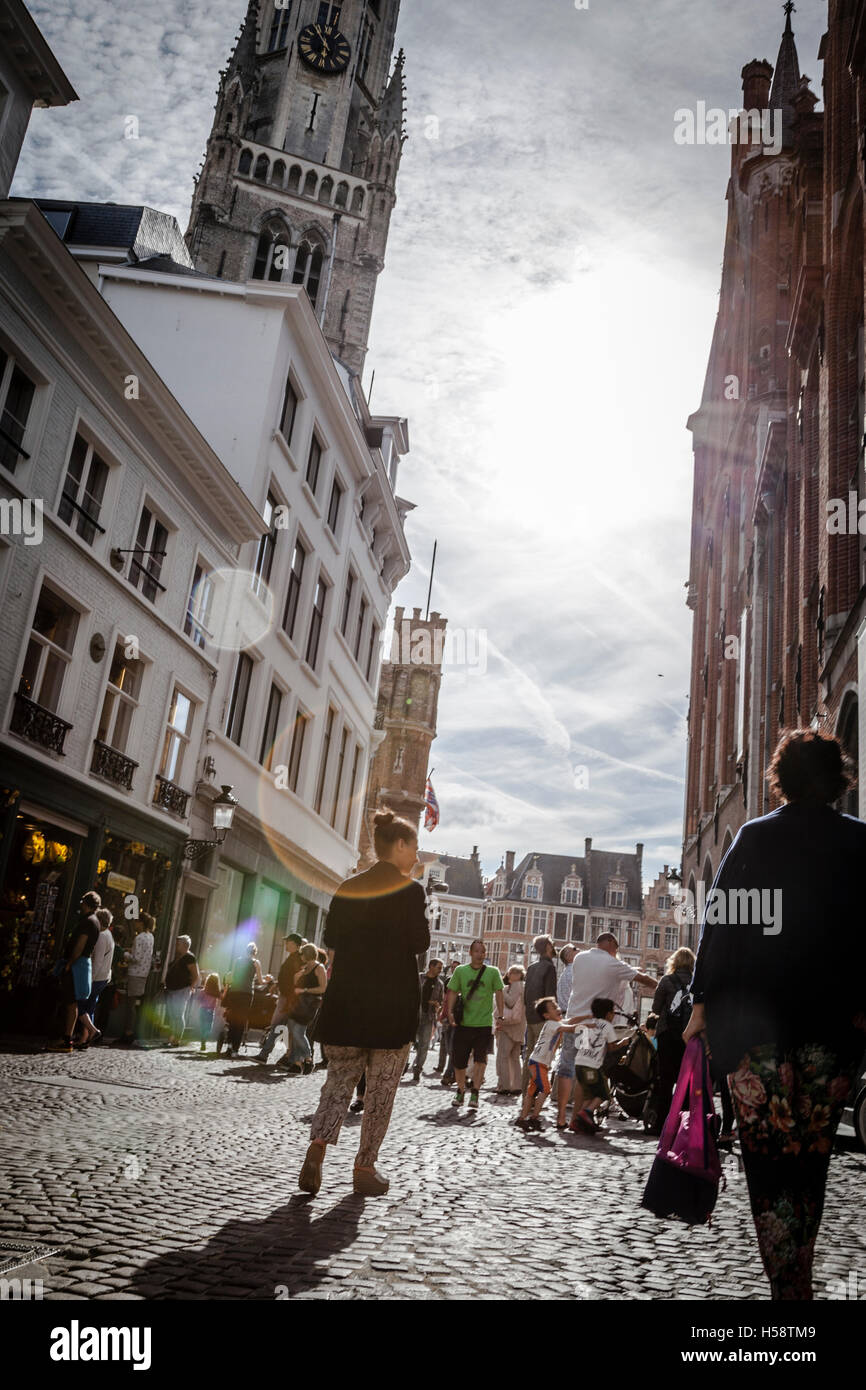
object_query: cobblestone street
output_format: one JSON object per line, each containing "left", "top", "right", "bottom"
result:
{"left": 1, "top": 1040, "right": 864, "bottom": 1302}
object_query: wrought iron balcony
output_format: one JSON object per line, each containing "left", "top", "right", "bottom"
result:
{"left": 153, "top": 774, "right": 190, "bottom": 819}
{"left": 10, "top": 692, "right": 72, "bottom": 754}
{"left": 91, "top": 740, "right": 138, "bottom": 790}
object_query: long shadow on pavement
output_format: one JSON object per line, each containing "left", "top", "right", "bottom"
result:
{"left": 129, "top": 1192, "right": 365, "bottom": 1300}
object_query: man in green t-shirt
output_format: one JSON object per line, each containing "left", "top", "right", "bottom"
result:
{"left": 444, "top": 939, "right": 504, "bottom": 1112}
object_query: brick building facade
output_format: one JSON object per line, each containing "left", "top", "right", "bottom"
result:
{"left": 482, "top": 840, "right": 644, "bottom": 978}
{"left": 682, "top": 5, "right": 866, "bottom": 938}
{"left": 357, "top": 605, "right": 447, "bottom": 866}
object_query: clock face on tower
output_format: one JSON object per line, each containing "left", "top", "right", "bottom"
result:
{"left": 298, "top": 23, "right": 351, "bottom": 74}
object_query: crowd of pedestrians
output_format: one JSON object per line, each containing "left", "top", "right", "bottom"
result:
{"left": 36, "top": 727, "right": 866, "bottom": 1302}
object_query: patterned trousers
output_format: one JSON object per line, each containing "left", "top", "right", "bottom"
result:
{"left": 310, "top": 1043, "right": 411, "bottom": 1168}
{"left": 730, "top": 1042, "right": 858, "bottom": 1300}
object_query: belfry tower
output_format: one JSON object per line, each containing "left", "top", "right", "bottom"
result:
{"left": 186, "top": 1, "right": 406, "bottom": 376}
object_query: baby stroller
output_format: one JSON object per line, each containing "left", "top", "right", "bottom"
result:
{"left": 597, "top": 1009, "right": 658, "bottom": 1130}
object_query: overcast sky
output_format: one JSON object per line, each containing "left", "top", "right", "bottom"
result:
{"left": 14, "top": 0, "right": 827, "bottom": 889}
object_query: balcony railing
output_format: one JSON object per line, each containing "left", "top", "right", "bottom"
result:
{"left": 153, "top": 773, "right": 190, "bottom": 819}
{"left": 10, "top": 692, "right": 72, "bottom": 754}
{"left": 91, "top": 740, "right": 138, "bottom": 790}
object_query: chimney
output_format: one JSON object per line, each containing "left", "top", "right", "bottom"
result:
{"left": 505, "top": 850, "right": 515, "bottom": 876}
{"left": 635, "top": 841, "right": 644, "bottom": 890}
{"left": 584, "top": 837, "right": 592, "bottom": 858}
{"left": 741, "top": 59, "right": 773, "bottom": 112}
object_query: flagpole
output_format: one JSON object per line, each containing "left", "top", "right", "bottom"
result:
{"left": 424, "top": 541, "right": 437, "bottom": 621}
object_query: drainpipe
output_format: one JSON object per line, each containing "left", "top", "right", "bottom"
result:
{"left": 761, "top": 490, "right": 775, "bottom": 815}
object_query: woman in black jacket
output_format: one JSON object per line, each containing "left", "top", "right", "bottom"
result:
{"left": 685, "top": 730, "right": 866, "bottom": 1300}
{"left": 649, "top": 947, "right": 696, "bottom": 1129}
{"left": 298, "top": 807, "right": 430, "bottom": 1198}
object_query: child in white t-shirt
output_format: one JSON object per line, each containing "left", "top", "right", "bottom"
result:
{"left": 570, "top": 996, "right": 630, "bottom": 1135}
{"left": 517, "top": 997, "right": 582, "bottom": 1132}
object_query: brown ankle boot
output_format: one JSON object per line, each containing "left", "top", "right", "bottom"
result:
{"left": 353, "top": 1165, "right": 389, "bottom": 1196}
{"left": 299, "top": 1142, "right": 325, "bottom": 1195}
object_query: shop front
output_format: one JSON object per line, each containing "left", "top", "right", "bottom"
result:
{"left": 0, "top": 746, "right": 183, "bottom": 1034}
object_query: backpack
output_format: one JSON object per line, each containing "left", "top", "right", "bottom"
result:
{"left": 666, "top": 976, "right": 693, "bottom": 1036}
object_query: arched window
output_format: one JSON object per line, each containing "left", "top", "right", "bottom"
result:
{"left": 334, "top": 181, "right": 349, "bottom": 208}
{"left": 292, "top": 239, "right": 324, "bottom": 307}
{"left": 267, "top": 0, "right": 293, "bottom": 51}
{"left": 238, "top": 148, "right": 253, "bottom": 176}
{"left": 287, "top": 165, "right": 302, "bottom": 192}
{"left": 252, "top": 221, "right": 292, "bottom": 282}
{"left": 303, "top": 170, "right": 318, "bottom": 197}
{"left": 351, "top": 186, "right": 364, "bottom": 213}
{"left": 270, "top": 160, "right": 286, "bottom": 187}
{"left": 254, "top": 154, "right": 270, "bottom": 182}
{"left": 318, "top": 176, "right": 334, "bottom": 204}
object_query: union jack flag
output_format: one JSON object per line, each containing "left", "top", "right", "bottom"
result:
{"left": 424, "top": 776, "right": 439, "bottom": 831}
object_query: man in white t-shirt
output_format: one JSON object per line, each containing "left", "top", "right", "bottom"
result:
{"left": 556, "top": 933, "right": 657, "bottom": 1127}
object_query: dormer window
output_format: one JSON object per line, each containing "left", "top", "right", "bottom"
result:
{"left": 561, "top": 867, "right": 582, "bottom": 906}
{"left": 606, "top": 879, "right": 627, "bottom": 909}
{"left": 523, "top": 870, "right": 542, "bottom": 902}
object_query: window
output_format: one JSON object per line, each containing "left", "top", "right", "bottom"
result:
{"left": 97, "top": 643, "right": 143, "bottom": 753}
{"left": 561, "top": 878, "right": 582, "bottom": 905}
{"left": 330, "top": 725, "right": 349, "bottom": 828}
{"left": 267, "top": 0, "right": 292, "bottom": 50}
{"left": 314, "top": 707, "right": 335, "bottom": 815}
{"left": 305, "top": 575, "right": 328, "bottom": 669}
{"left": 283, "top": 537, "right": 306, "bottom": 641}
{"left": 354, "top": 596, "right": 368, "bottom": 662}
{"left": 280, "top": 375, "right": 299, "bottom": 444}
{"left": 58, "top": 434, "right": 109, "bottom": 544}
{"left": 252, "top": 492, "right": 278, "bottom": 599}
{"left": 226, "top": 653, "right": 254, "bottom": 746}
{"left": 531, "top": 909, "right": 547, "bottom": 934}
{"left": 287, "top": 709, "right": 309, "bottom": 793}
{"left": 590, "top": 916, "right": 604, "bottom": 942}
{"left": 327, "top": 475, "right": 344, "bottom": 534}
{"left": 18, "top": 585, "right": 79, "bottom": 712}
{"left": 523, "top": 876, "right": 541, "bottom": 901}
{"left": 343, "top": 741, "right": 362, "bottom": 839}
{"left": 184, "top": 563, "right": 215, "bottom": 650}
{"left": 238, "top": 149, "right": 253, "bottom": 176}
{"left": 647, "top": 924, "right": 661, "bottom": 950}
{"left": 657, "top": 894, "right": 672, "bottom": 911}
{"left": 358, "top": 15, "right": 375, "bottom": 82}
{"left": 572, "top": 915, "right": 585, "bottom": 942}
{"left": 252, "top": 222, "right": 290, "bottom": 281}
{"left": 259, "top": 683, "right": 283, "bottom": 769}
{"left": 305, "top": 434, "right": 322, "bottom": 494}
{"left": 365, "top": 620, "right": 379, "bottom": 682}
{"left": 160, "top": 688, "right": 194, "bottom": 783}
{"left": 553, "top": 912, "right": 569, "bottom": 941}
{"left": 340, "top": 569, "right": 355, "bottom": 637}
{"left": 664, "top": 925, "right": 679, "bottom": 952}
{"left": 625, "top": 921, "right": 640, "bottom": 950}
{"left": 130, "top": 505, "right": 168, "bottom": 603}
{"left": 0, "top": 349, "right": 36, "bottom": 474}
{"left": 606, "top": 881, "right": 627, "bottom": 908}
{"left": 292, "top": 241, "right": 324, "bottom": 308}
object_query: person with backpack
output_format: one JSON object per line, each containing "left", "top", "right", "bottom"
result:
{"left": 650, "top": 946, "right": 696, "bottom": 1126}
{"left": 444, "top": 938, "right": 504, "bottom": 1112}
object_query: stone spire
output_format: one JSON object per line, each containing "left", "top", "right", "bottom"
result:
{"left": 770, "top": 2, "right": 801, "bottom": 146}
{"left": 377, "top": 48, "right": 407, "bottom": 142}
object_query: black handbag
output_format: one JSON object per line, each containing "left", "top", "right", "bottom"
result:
{"left": 453, "top": 964, "right": 486, "bottom": 1026}
{"left": 289, "top": 991, "right": 320, "bottom": 1025}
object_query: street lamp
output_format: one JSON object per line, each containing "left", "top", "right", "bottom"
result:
{"left": 183, "top": 785, "right": 238, "bottom": 862}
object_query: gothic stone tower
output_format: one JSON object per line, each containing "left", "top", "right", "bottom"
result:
{"left": 186, "top": 1, "right": 406, "bottom": 376}
{"left": 358, "top": 605, "right": 447, "bottom": 868}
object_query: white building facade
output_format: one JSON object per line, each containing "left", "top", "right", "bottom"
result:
{"left": 97, "top": 267, "right": 413, "bottom": 977}
{"left": 0, "top": 199, "right": 263, "bottom": 1002}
